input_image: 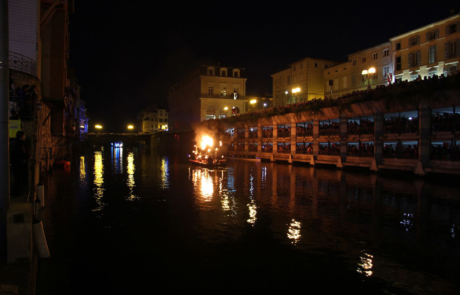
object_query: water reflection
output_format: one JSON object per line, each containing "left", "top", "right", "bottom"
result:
{"left": 93, "top": 151, "right": 105, "bottom": 212}
{"left": 247, "top": 174, "right": 257, "bottom": 225}
{"left": 357, "top": 250, "right": 374, "bottom": 277}
{"left": 287, "top": 219, "right": 301, "bottom": 244}
{"left": 79, "top": 156, "right": 86, "bottom": 185}
{"left": 126, "top": 152, "right": 137, "bottom": 201}
{"left": 111, "top": 147, "right": 123, "bottom": 174}
{"left": 160, "top": 158, "right": 169, "bottom": 189}
{"left": 400, "top": 212, "right": 414, "bottom": 232}
{"left": 191, "top": 168, "right": 214, "bottom": 202}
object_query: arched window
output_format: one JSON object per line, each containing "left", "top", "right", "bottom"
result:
{"left": 220, "top": 68, "right": 228, "bottom": 77}
{"left": 232, "top": 69, "right": 240, "bottom": 77}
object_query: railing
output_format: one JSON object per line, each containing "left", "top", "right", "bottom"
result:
{"left": 8, "top": 51, "right": 37, "bottom": 76}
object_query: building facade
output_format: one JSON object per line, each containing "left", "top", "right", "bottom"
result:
{"left": 138, "top": 106, "right": 168, "bottom": 134}
{"left": 391, "top": 14, "right": 460, "bottom": 82}
{"left": 324, "top": 42, "right": 392, "bottom": 99}
{"left": 168, "top": 65, "right": 247, "bottom": 132}
{"left": 272, "top": 58, "right": 340, "bottom": 106}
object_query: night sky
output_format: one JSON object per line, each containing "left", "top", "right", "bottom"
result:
{"left": 69, "top": 1, "right": 459, "bottom": 132}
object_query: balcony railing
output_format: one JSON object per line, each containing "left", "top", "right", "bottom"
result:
{"left": 8, "top": 51, "right": 37, "bottom": 76}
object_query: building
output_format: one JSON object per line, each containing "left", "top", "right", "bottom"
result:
{"left": 138, "top": 106, "right": 168, "bottom": 133}
{"left": 324, "top": 42, "right": 392, "bottom": 99}
{"left": 272, "top": 58, "right": 340, "bottom": 106}
{"left": 390, "top": 13, "right": 460, "bottom": 82}
{"left": 168, "top": 65, "right": 247, "bottom": 132}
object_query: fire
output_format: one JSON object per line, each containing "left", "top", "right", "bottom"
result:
{"left": 200, "top": 135, "right": 214, "bottom": 150}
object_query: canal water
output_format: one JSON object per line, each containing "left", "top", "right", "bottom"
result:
{"left": 37, "top": 148, "right": 460, "bottom": 294}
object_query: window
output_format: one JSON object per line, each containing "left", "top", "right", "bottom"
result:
{"left": 446, "top": 22, "right": 459, "bottom": 35}
{"left": 352, "top": 75, "right": 356, "bottom": 85}
{"left": 445, "top": 40, "right": 459, "bottom": 59}
{"left": 315, "top": 63, "right": 318, "bottom": 67}
{"left": 208, "top": 68, "right": 214, "bottom": 75}
{"left": 383, "top": 66, "right": 390, "bottom": 78}
{"left": 333, "top": 78, "right": 338, "bottom": 90}
{"left": 220, "top": 68, "right": 227, "bottom": 76}
{"left": 426, "top": 29, "right": 438, "bottom": 41}
{"left": 362, "top": 57, "right": 366, "bottom": 63}
{"left": 383, "top": 49, "right": 389, "bottom": 57}
{"left": 208, "top": 87, "right": 214, "bottom": 95}
{"left": 299, "top": 63, "right": 303, "bottom": 69}
{"left": 408, "top": 51, "right": 421, "bottom": 68}
{"left": 325, "top": 64, "right": 329, "bottom": 69}
{"left": 409, "top": 35, "right": 420, "bottom": 47}
{"left": 396, "top": 42, "right": 401, "bottom": 50}
{"left": 352, "top": 59, "right": 356, "bottom": 66}
{"left": 372, "top": 53, "right": 378, "bottom": 60}
{"left": 396, "top": 56, "right": 402, "bottom": 71}
{"left": 342, "top": 76, "right": 348, "bottom": 89}
{"left": 429, "top": 45, "right": 436, "bottom": 63}
{"left": 287, "top": 76, "right": 291, "bottom": 84}
{"left": 233, "top": 69, "right": 240, "bottom": 77}
{"left": 221, "top": 88, "right": 227, "bottom": 97}
{"left": 293, "top": 75, "right": 297, "bottom": 83}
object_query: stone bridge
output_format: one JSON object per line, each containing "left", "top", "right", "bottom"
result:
{"left": 86, "top": 133, "right": 152, "bottom": 148}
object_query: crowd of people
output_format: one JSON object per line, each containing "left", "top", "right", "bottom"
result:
{"left": 319, "top": 143, "right": 340, "bottom": 155}
{"left": 296, "top": 143, "right": 313, "bottom": 154}
{"left": 277, "top": 126, "right": 291, "bottom": 138}
{"left": 431, "top": 112, "right": 460, "bottom": 133}
{"left": 237, "top": 142, "right": 245, "bottom": 151}
{"left": 262, "top": 143, "right": 273, "bottom": 152}
{"left": 384, "top": 116, "right": 419, "bottom": 134}
{"left": 296, "top": 123, "right": 313, "bottom": 136}
{"left": 248, "top": 143, "right": 258, "bottom": 151}
{"left": 430, "top": 143, "right": 460, "bottom": 161}
{"left": 277, "top": 143, "right": 291, "bottom": 153}
{"left": 262, "top": 127, "right": 273, "bottom": 138}
{"left": 347, "top": 142, "right": 374, "bottom": 157}
{"left": 319, "top": 121, "right": 340, "bottom": 136}
{"left": 347, "top": 118, "right": 374, "bottom": 135}
{"left": 383, "top": 142, "right": 418, "bottom": 159}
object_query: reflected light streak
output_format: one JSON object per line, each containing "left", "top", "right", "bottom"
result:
{"left": 126, "top": 152, "right": 137, "bottom": 200}
{"left": 80, "top": 156, "right": 86, "bottom": 183}
{"left": 160, "top": 158, "right": 169, "bottom": 189}
{"left": 287, "top": 219, "right": 302, "bottom": 244}
{"left": 93, "top": 151, "right": 105, "bottom": 212}
{"left": 192, "top": 169, "right": 214, "bottom": 202}
{"left": 247, "top": 200, "right": 257, "bottom": 225}
{"left": 400, "top": 213, "right": 414, "bottom": 232}
{"left": 356, "top": 251, "right": 374, "bottom": 277}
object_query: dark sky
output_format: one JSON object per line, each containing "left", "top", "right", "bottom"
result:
{"left": 69, "top": 1, "right": 459, "bottom": 132}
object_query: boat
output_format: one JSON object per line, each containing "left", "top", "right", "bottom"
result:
{"left": 189, "top": 159, "right": 227, "bottom": 168}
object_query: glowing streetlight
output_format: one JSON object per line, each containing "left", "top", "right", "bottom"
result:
{"left": 362, "top": 67, "right": 376, "bottom": 89}
{"left": 127, "top": 125, "right": 134, "bottom": 130}
{"left": 292, "top": 87, "right": 301, "bottom": 93}
{"left": 95, "top": 124, "right": 103, "bottom": 130}
{"left": 224, "top": 107, "right": 228, "bottom": 111}
{"left": 250, "top": 99, "right": 257, "bottom": 109}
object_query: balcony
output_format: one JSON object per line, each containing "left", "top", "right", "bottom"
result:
{"left": 8, "top": 52, "right": 37, "bottom": 77}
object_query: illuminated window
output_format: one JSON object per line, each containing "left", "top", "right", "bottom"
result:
{"left": 221, "top": 88, "right": 227, "bottom": 97}
{"left": 383, "top": 49, "right": 389, "bottom": 57}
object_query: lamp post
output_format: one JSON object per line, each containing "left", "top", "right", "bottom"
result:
{"left": 291, "top": 88, "right": 301, "bottom": 104}
{"left": 250, "top": 99, "right": 257, "bottom": 110}
{"left": 362, "top": 67, "right": 376, "bottom": 90}
{"left": 95, "top": 124, "right": 103, "bottom": 132}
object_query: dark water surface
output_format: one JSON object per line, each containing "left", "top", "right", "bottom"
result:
{"left": 37, "top": 148, "right": 460, "bottom": 294}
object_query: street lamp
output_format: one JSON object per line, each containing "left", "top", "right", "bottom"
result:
{"left": 250, "top": 99, "right": 257, "bottom": 110}
{"left": 127, "top": 125, "right": 134, "bottom": 130}
{"left": 95, "top": 124, "right": 103, "bottom": 130}
{"left": 362, "top": 67, "right": 376, "bottom": 89}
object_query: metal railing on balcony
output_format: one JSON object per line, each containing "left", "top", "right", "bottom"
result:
{"left": 8, "top": 51, "right": 37, "bottom": 76}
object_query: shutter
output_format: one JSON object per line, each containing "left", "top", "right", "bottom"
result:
{"left": 445, "top": 42, "right": 449, "bottom": 59}
{"left": 408, "top": 37, "right": 413, "bottom": 46}
{"left": 408, "top": 53, "right": 413, "bottom": 68}
{"left": 416, "top": 35, "right": 420, "bottom": 45}
{"left": 435, "top": 29, "right": 439, "bottom": 39}
{"left": 417, "top": 51, "right": 421, "bottom": 66}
